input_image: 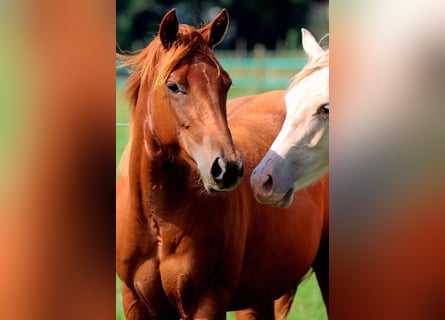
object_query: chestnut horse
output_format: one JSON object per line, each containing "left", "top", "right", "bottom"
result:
{"left": 116, "top": 10, "right": 327, "bottom": 320}
{"left": 250, "top": 29, "right": 329, "bottom": 311}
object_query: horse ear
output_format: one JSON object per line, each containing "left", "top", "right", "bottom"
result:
{"left": 202, "top": 9, "right": 229, "bottom": 48}
{"left": 301, "top": 28, "right": 324, "bottom": 62}
{"left": 159, "top": 9, "right": 179, "bottom": 49}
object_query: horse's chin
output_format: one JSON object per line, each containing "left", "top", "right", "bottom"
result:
{"left": 207, "top": 184, "right": 226, "bottom": 193}
{"left": 206, "top": 184, "right": 239, "bottom": 193}
{"left": 202, "top": 177, "right": 240, "bottom": 194}
{"left": 274, "top": 187, "right": 295, "bottom": 208}
{"left": 254, "top": 187, "right": 295, "bottom": 208}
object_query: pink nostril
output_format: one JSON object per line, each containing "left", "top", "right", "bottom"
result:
{"left": 262, "top": 175, "right": 273, "bottom": 195}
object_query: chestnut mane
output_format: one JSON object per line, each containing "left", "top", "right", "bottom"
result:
{"left": 117, "top": 24, "right": 222, "bottom": 177}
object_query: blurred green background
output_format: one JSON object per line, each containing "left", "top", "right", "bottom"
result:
{"left": 117, "top": 0, "right": 328, "bottom": 52}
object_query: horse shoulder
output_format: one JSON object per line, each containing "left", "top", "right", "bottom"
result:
{"left": 116, "top": 172, "right": 159, "bottom": 284}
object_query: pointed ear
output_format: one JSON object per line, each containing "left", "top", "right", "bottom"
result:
{"left": 159, "top": 9, "right": 179, "bottom": 49}
{"left": 202, "top": 9, "right": 229, "bottom": 48}
{"left": 301, "top": 28, "right": 324, "bottom": 62}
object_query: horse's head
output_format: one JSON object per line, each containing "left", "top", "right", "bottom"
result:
{"left": 126, "top": 9, "right": 243, "bottom": 193}
{"left": 251, "top": 29, "right": 329, "bottom": 207}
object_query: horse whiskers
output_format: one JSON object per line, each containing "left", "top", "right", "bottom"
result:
{"left": 193, "top": 176, "right": 212, "bottom": 197}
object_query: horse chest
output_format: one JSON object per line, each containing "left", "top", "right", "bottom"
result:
{"left": 127, "top": 222, "right": 203, "bottom": 317}
{"left": 150, "top": 217, "right": 234, "bottom": 315}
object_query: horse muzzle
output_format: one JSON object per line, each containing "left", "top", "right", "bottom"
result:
{"left": 206, "top": 155, "right": 244, "bottom": 192}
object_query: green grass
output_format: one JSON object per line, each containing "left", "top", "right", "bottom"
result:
{"left": 288, "top": 273, "right": 327, "bottom": 320}
{"left": 116, "top": 275, "right": 125, "bottom": 320}
{"left": 116, "top": 81, "right": 327, "bottom": 319}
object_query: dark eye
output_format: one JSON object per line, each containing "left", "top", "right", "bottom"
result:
{"left": 317, "top": 103, "right": 329, "bottom": 114}
{"left": 167, "top": 82, "right": 181, "bottom": 94}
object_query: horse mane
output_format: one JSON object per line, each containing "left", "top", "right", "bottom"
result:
{"left": 288, "top": 49, "right": 329, "bottom": 91}
{"left": 117, "top": 24, "right": 222, "bottom": 178}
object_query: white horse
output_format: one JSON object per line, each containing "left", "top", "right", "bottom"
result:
{"left": 251, "top": 29, "right": 329, "bottom": 207}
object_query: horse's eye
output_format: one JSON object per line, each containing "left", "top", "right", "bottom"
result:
{"left": 318, "top": 103, "right": 329, "bottom": 114}
{"left": 167, "top": 82, "right": 181, "bottom": 94}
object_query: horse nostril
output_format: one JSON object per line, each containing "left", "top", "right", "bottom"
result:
{"left": 211, "top": 157, "right": 223, "bottom": 180}
{"left": 211, "top": 158, "right": 243, "bottom": 189}
{"left": 262, "top": 175, "right": 273, "bottom": 195}
{"left": 238, "top": 164, "right": 244, "bottom": 178}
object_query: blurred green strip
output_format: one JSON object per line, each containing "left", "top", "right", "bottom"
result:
{"left": 0, "top": 11, "right": 32, "bottom": 199}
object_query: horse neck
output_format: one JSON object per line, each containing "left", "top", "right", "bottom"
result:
{"left": 299, "top": 174, "right": 329, "bottom": 213}
{"left": 128, "top": 97, "right": 199, "bottom": 217}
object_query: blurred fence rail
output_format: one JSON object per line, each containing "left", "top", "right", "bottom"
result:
{"left": 117, "top": 48, "right": 307, "bottom": 96}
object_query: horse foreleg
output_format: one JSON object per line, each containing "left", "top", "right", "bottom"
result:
{"left": 274, "top": 289, "right": 296, "bottom": 320}
{"left": 189, "top": 289, "right": 229, "bottom": 320}
{"left": 122, "top": 282, "right": 151, "bottom": 320}
{"left": 235, "top": 302, "right": 275, "bottom": 320}
{"left": 122, "top": 279, "right": 179, "bottom": 320}
{"left": 312, "top": 236, "right": 329, "bottom": 314}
